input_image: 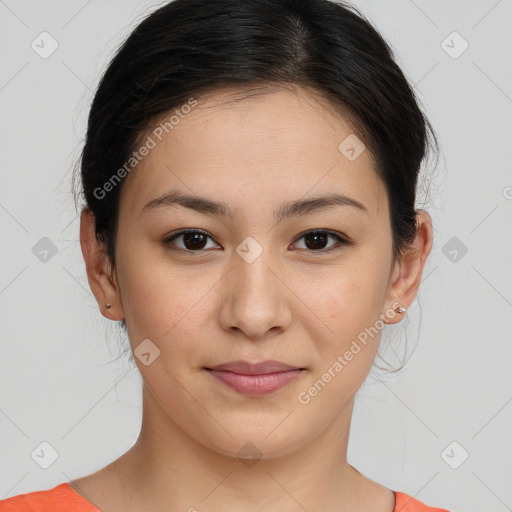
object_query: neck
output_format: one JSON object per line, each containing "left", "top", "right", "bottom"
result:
{"left": 98, "top": 384, "right": 383, "bottom": 512}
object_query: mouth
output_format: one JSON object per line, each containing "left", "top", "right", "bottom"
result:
{"left": 203, "top": 360, "right": 307, "bottom": 396}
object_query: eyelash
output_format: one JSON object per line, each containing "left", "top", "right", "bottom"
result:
{"left": 162, "top": 228, "right": 352, "bottom": 255}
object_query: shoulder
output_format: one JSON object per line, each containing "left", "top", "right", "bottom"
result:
{"left": 394, "top": 491, "right": 451, "bottom": 512}
{"left": 0, "top": 482, "right": 99, "bottom": 512}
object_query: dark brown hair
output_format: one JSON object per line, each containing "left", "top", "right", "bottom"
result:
{"left": 73, "top": 0, "right": 438, "bottom": 363}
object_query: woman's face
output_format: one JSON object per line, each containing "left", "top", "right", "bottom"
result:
{"left": 102, "top": 85, "right": 407, "bottom": 458}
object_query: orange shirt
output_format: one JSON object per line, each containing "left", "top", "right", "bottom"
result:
{"left": 0, "top": 482, "right": 450, "bottom": 511}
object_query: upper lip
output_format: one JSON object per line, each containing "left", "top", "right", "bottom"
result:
{"left": 205, "top": 360, "right": 304, "bottom": 375}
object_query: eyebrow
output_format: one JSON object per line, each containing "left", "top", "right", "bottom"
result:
{"left": 142, "top": 190, "right": 368, "bottom": 221}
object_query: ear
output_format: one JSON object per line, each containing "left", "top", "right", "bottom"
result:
{"left": 79, "top": 207, "right": 125, "bottom": 321}
{"left": 384, "top": 210, "right": 433, "bottom": 324}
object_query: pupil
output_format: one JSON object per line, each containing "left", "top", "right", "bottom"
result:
{"left": 305, "top": 232, "right": 327, "bottom": 250}
{"left": 184, "top": 232, "right": 206, "bottom": 250}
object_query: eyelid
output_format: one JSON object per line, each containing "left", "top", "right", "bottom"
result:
{"left": 163, "top": 228, "right": 221, "bottom": 251}
{"left": 290, "top": 228, "right": 352, "bottom": 254}
{"left": 292, "top": 228, "right": 351, "bottom": 244}
{"left": 163, "top": 228, "right": 352, "bottom": 254}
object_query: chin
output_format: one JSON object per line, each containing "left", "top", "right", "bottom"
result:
{"left": 197, "top": 420, "right": 310, "bottom": 462}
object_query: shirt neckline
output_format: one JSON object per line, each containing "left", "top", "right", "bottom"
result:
{"left": 65, "top": 482, "right": 400, "bottom": 511}
{"left": 65, "top": 482, "right": 103, "bottom": 511}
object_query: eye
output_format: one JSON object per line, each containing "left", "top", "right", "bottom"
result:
{"left": 292, "top": 229, "right": 352, "bottom": 254}
{"left": 163, "top": 228, "right": 351, "bottom": 255}
{"left": 163, "top": 229, "right": 220, "bottom": 253}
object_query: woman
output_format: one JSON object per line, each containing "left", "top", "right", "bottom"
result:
{"left": 0, "top": 0, "right": 449, "bottom": 510}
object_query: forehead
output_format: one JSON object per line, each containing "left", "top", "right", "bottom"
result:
{"left": 119, "top": 85, "right": 386, "bottom": 219}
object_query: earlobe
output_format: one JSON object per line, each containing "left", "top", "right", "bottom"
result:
{"left": 79, "top": 207, "right": 124, "bottom": 320}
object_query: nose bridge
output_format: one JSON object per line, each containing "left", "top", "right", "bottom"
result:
{"left": 220, "top": 235, "right": 291, "bottom": 339}
{"left": 233, "top": 236, "right": 277, "bottom": 302}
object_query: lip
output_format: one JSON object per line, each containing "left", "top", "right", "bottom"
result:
{"left": 207, "top": 360, "right": 303, "bottom": 375}
{"left": 204, "top": 360, "right": 306, "bottom": 396}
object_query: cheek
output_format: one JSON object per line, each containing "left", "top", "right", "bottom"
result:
{"left": 116, "top": 250, "right": 179, "bottom": 334}
{"left": 307, "top": 255, "right": 390, "bottom": 363}
{"left": 117, "top": 249, "right": 218, "bottom": 366}
{"left": 296, "top": 278, "right": 385, "bottom": 413}
{"left": 317, "top": 259, "right": 388, "bottom": 324}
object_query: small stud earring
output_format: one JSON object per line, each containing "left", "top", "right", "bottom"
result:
{"left": 395, "top": 305, "right": 406, "bottom": 314}
{"left": 105, "top": 304, "right": 112, "bottom": 309}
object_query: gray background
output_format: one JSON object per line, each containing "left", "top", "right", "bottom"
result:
{"left": 1, "top": 1, "right": 511, "bottom": 511}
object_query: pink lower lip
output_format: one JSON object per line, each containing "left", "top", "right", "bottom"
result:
{"left": 206, "top": 369, "right": 302, "bottom": 396}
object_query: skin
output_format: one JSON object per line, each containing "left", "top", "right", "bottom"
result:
{"left": 76, "top": 84, "right": 433, "bottom": 512}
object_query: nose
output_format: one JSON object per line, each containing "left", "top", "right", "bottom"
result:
{"left": 218, "top": 246, "right": 293, "bottom": 341}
